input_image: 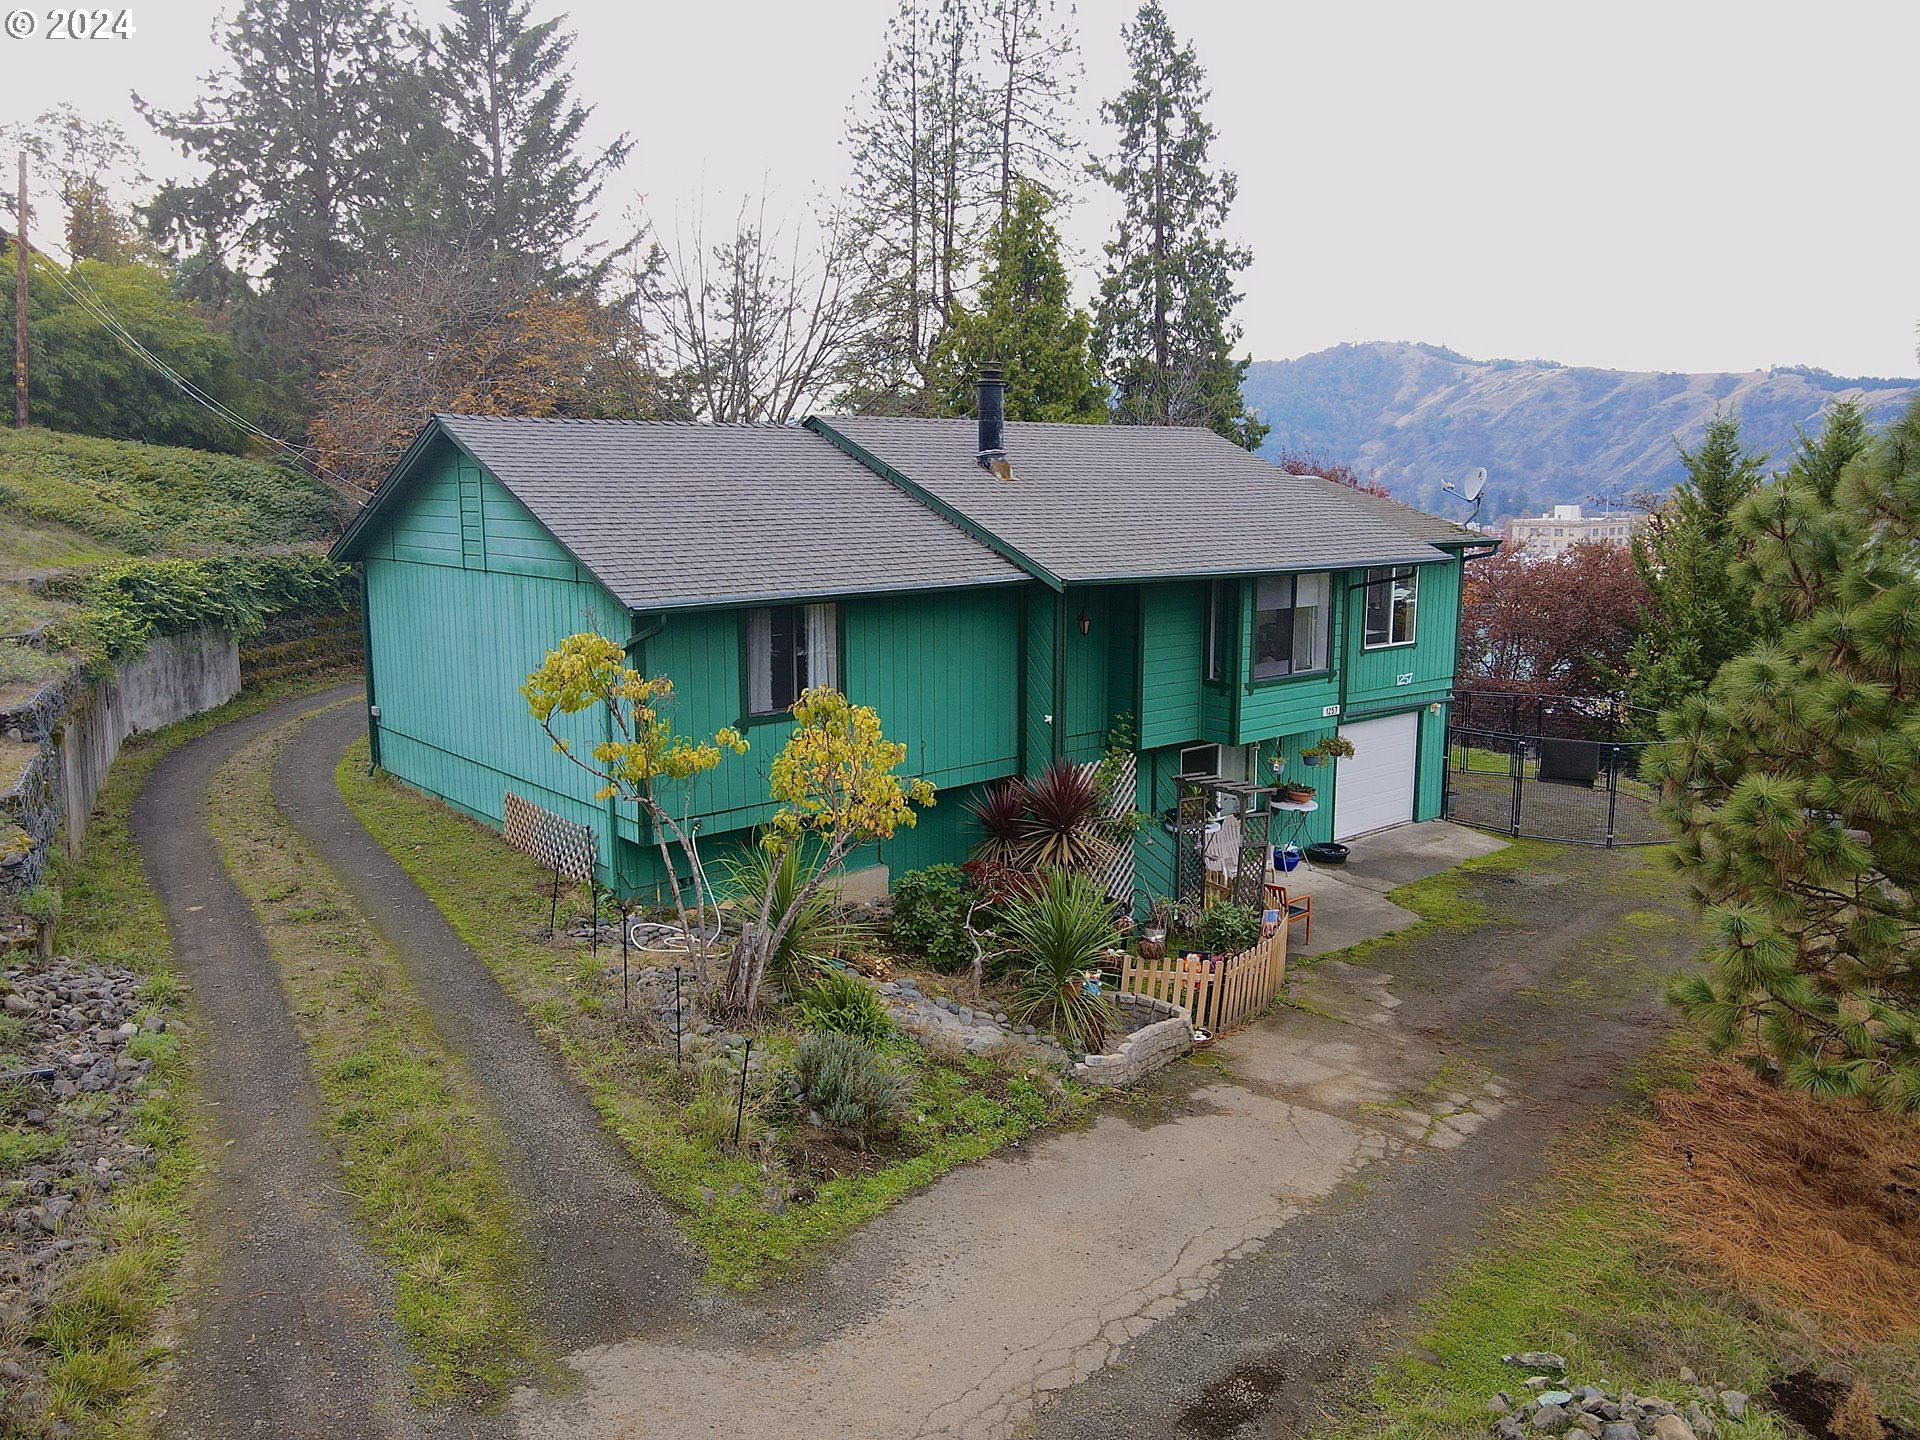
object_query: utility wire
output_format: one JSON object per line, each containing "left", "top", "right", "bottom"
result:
{"left": 13, "top": 230, "right": 364, "bottom": 502}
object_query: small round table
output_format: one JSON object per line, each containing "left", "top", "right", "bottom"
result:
{"left": 1270, "top": 799, "right": 1320, "bottom": 870}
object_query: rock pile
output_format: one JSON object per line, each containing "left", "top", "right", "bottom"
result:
{"left": 1, "top": 957, "right": 168, "bottom": 1406}
{"left": 1488, "top": 1355, "right": 1749, "bottom": 1440}
{"left": 877, "top": 978, "right": 1072, "bottom": 1063}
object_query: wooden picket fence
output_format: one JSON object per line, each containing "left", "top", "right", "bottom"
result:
{"left": 1116, "top": 927, "right": 1288, "bottom": 1035}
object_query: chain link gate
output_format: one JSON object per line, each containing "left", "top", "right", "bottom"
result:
{"left": 1443, "top": 691, "right": 1666, "bottom": 847}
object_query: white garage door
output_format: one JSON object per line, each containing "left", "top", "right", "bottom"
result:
{"left": 1335, "top": 712, "right": 1419, "bottom": 840}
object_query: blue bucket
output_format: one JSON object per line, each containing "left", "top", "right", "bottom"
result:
{"left": 1273, "top": 843, "right": 1302, "bottom": 873}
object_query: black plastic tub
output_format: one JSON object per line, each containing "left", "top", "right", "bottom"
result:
{"left": 1305, "top": 841, "right": 1350, "bottom": 865}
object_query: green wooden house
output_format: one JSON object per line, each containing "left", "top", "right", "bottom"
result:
{"left": 330, "top": 382, "right": 1488, "bottom": 909}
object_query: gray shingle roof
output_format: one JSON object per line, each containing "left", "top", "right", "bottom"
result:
{"left": 432, "top": 414, "right": 1027, "bottom": 609}
{"left": 815, "top": 417, "right": 1462, "bottom": 582}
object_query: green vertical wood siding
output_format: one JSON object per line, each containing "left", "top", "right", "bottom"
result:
{"left": 1023, "top": 588, "right": 1060, "bottom": 772}
{"left": 1138, "top": 582, "right": 1205, "bottom": 748}
{"left": 1343, "top": 558, "right": 1460, "bottom": 712}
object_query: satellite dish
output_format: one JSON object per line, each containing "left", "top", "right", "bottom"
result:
{"left": 1444, "top": 465, "right": 1488, "bottom": 502}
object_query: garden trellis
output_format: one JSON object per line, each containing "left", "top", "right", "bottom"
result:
{"left": 502, "top": 791, "right": 599, "bottom": 937}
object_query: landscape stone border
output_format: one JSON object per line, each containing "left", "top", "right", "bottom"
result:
{"left": 1070, "top": 992, "right": 1193, "bottom": 1087}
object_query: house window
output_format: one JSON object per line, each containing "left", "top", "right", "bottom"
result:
{"left": 1251, "top": 572, "right": 1330, "bottom": 680}
{"left": 745, "top": 602, "right": 838, "bottom": 716}
{"left": 1363, "top": 566, "right": 1419, "bottom": 649}
{"left": 1205, "top": 580, "right": 1233, "bottom": 682}
{"left": 1178, "top": 743, "right": 1221, "bottom": 779}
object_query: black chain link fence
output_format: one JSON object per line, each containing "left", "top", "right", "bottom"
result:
{"left": 1444, "top": 691, "right": 1667, "bottom": 847}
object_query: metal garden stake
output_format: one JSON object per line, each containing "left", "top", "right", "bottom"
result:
{"left": 731, "top": 1038, "right": 752, "bottom": 1147}
{"left": 672, "top": 965, "right": 683, "bottom": 1065}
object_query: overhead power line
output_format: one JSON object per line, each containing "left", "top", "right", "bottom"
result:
{"left": 11, "top": 218, "right": 365, "bottom": 503}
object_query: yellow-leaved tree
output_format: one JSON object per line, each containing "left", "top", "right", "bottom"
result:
{"left": 726, "top": 688, "right": 935, "bottom": 1014}
{"left": 522, "top": 632, "right": 746, "bottom": 985}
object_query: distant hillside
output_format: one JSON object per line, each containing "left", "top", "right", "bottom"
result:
{"left": 1244, "top": 342, "right": 1920, "bottom": 521}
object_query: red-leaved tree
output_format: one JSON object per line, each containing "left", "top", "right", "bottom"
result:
{"left": 1459, "top": 539, "right": 1650, "bottom": 697}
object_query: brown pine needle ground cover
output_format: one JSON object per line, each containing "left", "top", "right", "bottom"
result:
{"left": 1635, "top": 1061, "right": 1920, "bottom": 1350}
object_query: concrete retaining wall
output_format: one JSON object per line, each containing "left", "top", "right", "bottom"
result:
{"left": 57, "top": 630, "right": 240, "bottom": 858}
{"left": 2, "top": 629, "right": 239, "bottom": 900}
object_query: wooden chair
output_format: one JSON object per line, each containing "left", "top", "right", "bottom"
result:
{"left": 1262, "top": 881, "right": 1312, "bottom": 947}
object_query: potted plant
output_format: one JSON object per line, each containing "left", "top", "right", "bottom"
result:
{"left": 1301, "top": 735, "right": 1356, "bottom": 768}
{"left": 1137, "top": 896, "right": 1173, "bottom": 960}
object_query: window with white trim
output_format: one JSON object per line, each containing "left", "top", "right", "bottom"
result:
{"left": 1363, "top": 566, "right": 1418, "bottom": 648}
{"left": 1251, "top": 572, "right": 1330, "bottom": 680}
{"left": 746, "top": 602, "right": 838, "bottom": 716}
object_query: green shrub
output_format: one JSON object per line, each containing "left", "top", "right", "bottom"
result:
{"left": 46, "top": 553, "right": 359, "bottom": 667}
{"left": 792, "top": 1032, "right": 908, "bottom": 1144}
{"left": 794, "top": 970, "right": 895, "bottom": 1043}
{"left": 1001, "top": 870, "right": 1119, "bottom": 1053}
{"left": 890, "top": 864, "right": 974, "bottom": 970}
{"left": 1196, "top": 900, "right": 1260, "bottom": 957}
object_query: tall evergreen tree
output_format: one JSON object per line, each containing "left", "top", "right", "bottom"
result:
{"left": 427, "top": 0, "right": 632, "bottom": 281}
{"left": 1622, "top": 411, "right": 1768, "bottom": 722}
{"left": 1088, "top": 1, "right": 1265, "bottom": 449}
{"left": 844, "top": 0, "right": 994, "bottom": 409}
{"left": 843, "top": 0, "right": 1078, "bottom": 411}
{"left": 1737, "top": 400, "right": 1875, "bottom": 642}
{"left": 136, "top": 0, "right": 442, "bottom": 424}
{"left": 1656, "top": 397, "right": 1920, "bottom": 1113}
{"left": 926, "top": 179, "right": 1105, "bottom": 422}
{"left": 983, "top": 0, "right": 1080, "bottom": 217}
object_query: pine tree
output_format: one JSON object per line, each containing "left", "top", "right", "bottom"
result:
{"left": 1088, "top": 1, "right": 1266, "bottom": 450}
{"left": 1656, "top": 396, "right": 1920, "bottom": 1113}
{"left": 136, "top": 0, "right": 442, "bottom": 422}
{"left": 843, "top": 0, "right": 996, "bottom": 409}
{"left": 1737, "top": 400, "right": 1875, "bottom": 641}
{"left": 926, "top": 180, "right": 1105, "bottom": 422}
{"left": 1622, "top": 411, "right": 1768, "bottom": 722}
{"left": 983, "top": 0, "right": 1079, "bottom": 217}
{"left": 427, "top": 0, "right": 632, "bottom": 281}
{"left": 137, "top": 0, "right": 436, "bottom": 293}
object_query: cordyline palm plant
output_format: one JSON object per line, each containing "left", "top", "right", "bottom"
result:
{"left": 964, "top": 778, "right": 1030, "bottom": 865}
{"left": 1016, "top": 760, "right": 1114, "bottom": 872}
{"left": 720, "top": 842, "right": 867, "bottom": 989}
{"left": 1001, "top": 869, "right": 1119, "bottom": 1053}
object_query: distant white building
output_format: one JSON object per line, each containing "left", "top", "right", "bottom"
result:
{"left": 1505, "top": 504, "right": 1645, "bottom": 555}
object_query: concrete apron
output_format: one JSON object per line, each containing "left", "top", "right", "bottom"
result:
{"left": 1274, "top": 819, "right": 1509, "bottom": 956}
{"left": 505, "top": 823, "right": 1512, "bottom": 1440}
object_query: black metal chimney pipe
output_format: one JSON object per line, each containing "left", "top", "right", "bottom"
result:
{"left": 976, "top": 364, "right": 1006, "bottom": 467}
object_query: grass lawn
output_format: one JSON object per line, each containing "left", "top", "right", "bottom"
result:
{"left": 206, "top": 719, "right": 547, "bottom": 1402}
{"left": 336, "top": 740, "right": 1088, "bottom": 1291}
{"left": 1315, "top": 1040, "right": 1920, "bottom": 1439}
{"left": 26, "top": 677, "right": 344, "bottom": 1439}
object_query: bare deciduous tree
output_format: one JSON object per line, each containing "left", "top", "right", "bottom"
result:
{"left": 628, "top": 196, "right": 867, "bottom": 424}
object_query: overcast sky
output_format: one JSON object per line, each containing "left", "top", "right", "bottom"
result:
{"left": 8, "top": 0, "right": 1919, "bottom": 378}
